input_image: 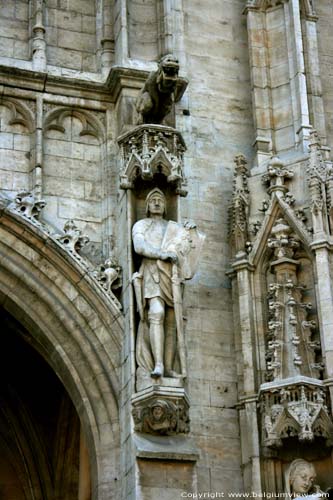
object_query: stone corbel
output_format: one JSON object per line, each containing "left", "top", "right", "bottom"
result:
{"left": 132, "top": 386, "right": 190, "bottom": 436}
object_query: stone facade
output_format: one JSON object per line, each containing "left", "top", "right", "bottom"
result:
{"left": 0, "top": 1, "right": 333, "bottom": 500}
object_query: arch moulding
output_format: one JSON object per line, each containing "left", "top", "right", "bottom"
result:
{"left": 0, "top": 200, "right": 124, "bottom": 500}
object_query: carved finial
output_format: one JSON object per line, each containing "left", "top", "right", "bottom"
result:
{"left": 262, "top": 157, "right": 293, "bottom": 196}
{"left": 268, "top": 218, "right": 299, "bottom": 259}
{"left": 230, "top": 154, "right": 250, "bottom": 257}
{"left": 57, "top": 220, "right": 89, "bottom": 255}
{"left": 10, "top": 191, "right": 46, "bottom": 220}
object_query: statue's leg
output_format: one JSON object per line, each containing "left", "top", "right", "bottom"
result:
{"left": 148, "top": 297, "right": 165, "bottom": 377}
{"left": 164, "top": 307, "right": 177, "bottom": 377}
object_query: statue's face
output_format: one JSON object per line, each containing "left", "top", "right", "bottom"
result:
{"left": 291, "top": 465, "right": 315, "bottom": 494}
{"left": 152, "top": 405, "right": 164, "bottom": 420}
{"left": 148, "top": 195, "right": 165, "bottom": 216}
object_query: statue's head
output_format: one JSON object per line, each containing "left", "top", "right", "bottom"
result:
{"left": 156, "top": 54, "right": 179, "bottom": 94}
{"left": 287, "top": 459, "right": 316, "bottom": 496}
{"left": 145, "top": 188, "right": 167, "bottom": 217}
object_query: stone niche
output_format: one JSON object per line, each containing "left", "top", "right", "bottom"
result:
{"left": 118, "top": 121, "right": 204, "bottom": 440}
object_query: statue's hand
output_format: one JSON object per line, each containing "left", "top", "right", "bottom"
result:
{"left": 184, "top": 220, "right": 196, "bottom": 229}
{"left": 160, "top": 251, "right": 178, "bottom": 263}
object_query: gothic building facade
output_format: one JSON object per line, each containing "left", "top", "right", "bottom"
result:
{"left": 0, "top": 0, "right": 333, "bottom": 499}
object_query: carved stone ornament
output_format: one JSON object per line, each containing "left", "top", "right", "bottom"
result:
{"left": 118, "top": 124, "right": 187, "bottom": 196}
{"left": 262, "top": 157, "right": 294, "bottom": 196}
{"left": 135, "top": 54, "right": 181, "bottom": 125}
{"left": 56, "top": 220, "right": 90, "bottom": 259}
{"left": 286, "top": 459, "right": 324, "bottom": 498}
{"left": 132, "top": 387, "right": 190, "bottom": 435}
{"left": 92, "top": 257, "right": 122, "bottom": 309}
{"left": 265, "top": 218, "right": 323, "bottom": 382}
{"left": 260, "top": 380, "right": 333, "bottom": 449}
{"left": 9, "top": 191, "right": 46, "bottom": 221}
{"left": 244, "top": 0, "right": 316, "bottom": 18}
{"left": 230, "top": 154, "right": 250, "bottom": 257}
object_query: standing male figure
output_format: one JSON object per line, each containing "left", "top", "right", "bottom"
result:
{"left": 132, "top": 188, "right": 179, "bottom": 378}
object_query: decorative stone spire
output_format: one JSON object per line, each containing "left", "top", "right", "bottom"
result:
{"left": 230, "top": 154, "right": 250, "bottom": 258}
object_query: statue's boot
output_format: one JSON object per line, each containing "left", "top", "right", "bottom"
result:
{"left": 149, "top": 319, "right": 164, "bottom": 378}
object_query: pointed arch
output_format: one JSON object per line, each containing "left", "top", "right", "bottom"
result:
{"left": 0, "top": 202, "right": 123, "bottom": 500}
{"left": 44, "top": 107, "right": 106, "bottom": 143}
{"left": 0, "top": 97, "right": 35, "bottom": 133}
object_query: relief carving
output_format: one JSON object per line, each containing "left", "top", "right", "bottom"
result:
{"left": 132, "top": 397, "right": 190, "bottom": 435}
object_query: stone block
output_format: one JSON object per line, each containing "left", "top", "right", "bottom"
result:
{"left": 47, "top": 8, "right": 82, "bottom": 31}
{"left": 57, "top": 29, "right": 96, "bottom": 53}
{"left": 47, "top": 46, "right": 82, "bottom": 70}
{"left": 58, "top": 197, "right": 101, "bottom": 223}
{"left": 0, "top": 132, "right": 14, "bottom": 149}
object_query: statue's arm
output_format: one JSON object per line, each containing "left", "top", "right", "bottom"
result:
{"left": 132, "top": 222, "right": 177, "bottom": 262}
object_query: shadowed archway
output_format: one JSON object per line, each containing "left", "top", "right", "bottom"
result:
{"left": 0, "top": 204, "right": 124, "bottom": 500}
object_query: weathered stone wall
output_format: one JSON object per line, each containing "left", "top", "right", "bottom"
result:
{"left": 45, "top": 0, "right": 97, "bottom": 72}
{"left": 0, "top": 1, "right": 29, "bottom": 60}
{"left": 0, "top": 1, "right": 332, "bottom": 499}
{"left": 317, "top": 0, "right": 333, "bottom": 149}
{"left": 180, "top": 0, "right": 254, "bottom": 494}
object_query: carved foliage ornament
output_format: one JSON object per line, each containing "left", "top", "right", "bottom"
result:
{"left": 9, "top": 192, "right": 46, "bottom": 221}
{"left": 93, "top": 258, "right": 122, "bottom": 310}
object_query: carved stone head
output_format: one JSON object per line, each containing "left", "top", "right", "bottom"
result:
{"left": 287, "top": 459, "right": 317, "bottom": 496}
{"left": 145, "top": 188, "right": 167, "bottom": 217}
{"left": 156, "top": 54, "right": 179, "bottom": 94}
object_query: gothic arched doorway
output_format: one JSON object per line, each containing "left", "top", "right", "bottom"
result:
{"left": 0, "top": 306, "right": 87, "bottom": 499}
{"left": 0, "top": 206, "right": 123, "bottom": 500}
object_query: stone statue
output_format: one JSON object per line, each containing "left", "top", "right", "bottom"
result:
{"left": 135, "top": 54, "right": 181, "bottom": 124}
{"left": 132, "top": 188, "right": 204, "bottom": 379}
{"left": 286, "top": 459, "right": 324, "bottom": 499}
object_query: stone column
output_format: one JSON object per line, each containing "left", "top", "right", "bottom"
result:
{"left": 244, "top": 4, "right": 272, "bottom": 166}
{"left": 311, "top": 240, "right": 333, "bottom": 402}
{"left": 31, "top": 0, "right": 47, "bottom": 71}
{"left": 233, "top": 259, "right": 262, "bottom": 494}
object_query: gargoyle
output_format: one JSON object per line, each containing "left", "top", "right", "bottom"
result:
{"left": 135, "top": 54, "right": 181, "bottom": 125}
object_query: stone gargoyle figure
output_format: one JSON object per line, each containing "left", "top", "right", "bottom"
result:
{"left": 132, "top": 188, "right": 204, "bottom": 379}
{"left": 135, "top": 54, "right": 181, "bottom": 124}
{"left": 286, "top": 459, "right": 325, "bottom": 499}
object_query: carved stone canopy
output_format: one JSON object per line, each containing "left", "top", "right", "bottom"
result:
{"left": 118, "top": 124, "right": 187, "bottom": 196}
{"left": 260, "top": 378, "right": 333, "bottom": 450}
